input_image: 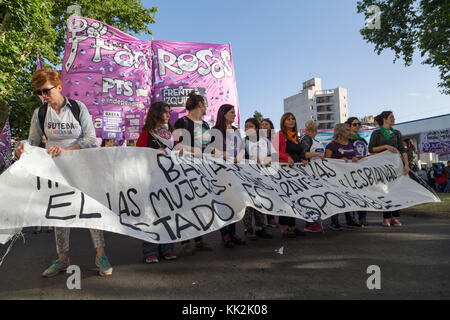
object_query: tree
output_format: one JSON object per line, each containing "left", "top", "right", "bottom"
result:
{"left": 0, "top": 0, "right": 157, "bottom": 139}
{"left": 253, "top": 110, "right": 263, "bottom": 123}
{"left": 357, "top": 0, "right": 449, "bottom": 94}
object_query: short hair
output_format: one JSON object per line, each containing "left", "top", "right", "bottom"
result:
{"left": 333, "top": 123, "right": 350, "bottom": 141}
{"left": 305, "top": 120, "right": 318, "bottom": 133}
{"left": 32, "top": 69, "right": 62, "bottom": 89}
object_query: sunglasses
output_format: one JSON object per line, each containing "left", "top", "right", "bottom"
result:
{"left": 352, "top": 123, "right": 361, "bottom": 127}
{"left": 35, "top": 86, "right": 56, "bottom": 96}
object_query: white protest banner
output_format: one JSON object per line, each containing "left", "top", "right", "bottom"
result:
{"left": 0, "top": 144, "right": 439, "bottom": 244}
{"left": 420, "top": 128, "right": 450, "bottom": 156}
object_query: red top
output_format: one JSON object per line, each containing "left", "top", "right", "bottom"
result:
{"left": 136, "top": 129, "right": 149, "bottom": 148}
{"left": 273, "top": 131, "right": 290, "bottom": 163}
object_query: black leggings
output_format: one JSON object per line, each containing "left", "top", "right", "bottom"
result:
{"left": 383, "top": 210, "right": 400, "bottom": 219}
{"left": 181, "top": 236, "right": 203, "bottom": 245}
{"left": 279, "top": 216, "right": 296, "bottom": 227}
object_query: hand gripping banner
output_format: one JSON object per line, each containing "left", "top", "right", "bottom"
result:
{"left": 0, "top": 145, "right": 439, "bottom": 244}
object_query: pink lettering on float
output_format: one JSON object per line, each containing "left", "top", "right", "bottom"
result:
{"left": 61, "top": 16, "right": 240, "bottom": 139}
{"left": 152, "top": 41, "right": 239, "bottom": 127}
{"left": 61, "top": 16, "right": 152, "bottom": 139}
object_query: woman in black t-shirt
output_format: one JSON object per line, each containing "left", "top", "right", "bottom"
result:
{"left": 172, "top": 91, "right": 213, "bottom": 254}
{"left": 278, "top": 113, "right": 307, "bottom": 238}
{"left": 369, "top": 111, "right": 409, "bottom": 227}
{"left": 213, "top": 104, "right": 246, "bottom": 248}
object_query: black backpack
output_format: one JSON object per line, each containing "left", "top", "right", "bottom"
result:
{"left": 38, "top": 99, "right": 81, "bottom": 139}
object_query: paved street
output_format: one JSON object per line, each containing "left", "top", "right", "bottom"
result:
{"left": 0, "top": 212, "right": 449, "bottom": 300}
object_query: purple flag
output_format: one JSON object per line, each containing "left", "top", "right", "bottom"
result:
{"left": 36, "top": 49, "right": 45, "bottom": 104}
{"left": 61, "top": 16, "right": 152, "bottom": 138}
{"left": 151, "top": 40, "right": 239, "bottom": 126}
{"left": 0, "top": 118, "right": 12, "bottom": 173}
{"left": 61, "top": 16, "right": 240, "bottom": 139}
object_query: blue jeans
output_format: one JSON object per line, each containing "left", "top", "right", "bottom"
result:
{"left": 443, "top": 180, "right": 449, "bottom": 193}
{"left": 142, "top": 241, "right": 174, "bottom": 258}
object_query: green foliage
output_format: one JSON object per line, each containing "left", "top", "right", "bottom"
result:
{"left": 253, "top": 110, "right": 263, "bottom": 123}
{"left": 0, "top": 0, "right": 157, "bottom": 139}
{"left": 357, "top": 0, "right": 449, "bottom": 94}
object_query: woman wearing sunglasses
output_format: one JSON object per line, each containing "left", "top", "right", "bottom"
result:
{"left": 346, "top": 117, "right": 369, "bottom": 226}
{"left": 14, "top": 69, "right": 112, "bottom": 278}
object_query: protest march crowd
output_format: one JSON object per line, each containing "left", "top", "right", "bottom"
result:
{"left": 8, "top": 69, "right": 440, "bottom": 279}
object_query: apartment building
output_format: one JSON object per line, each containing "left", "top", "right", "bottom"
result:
{"left": 284, "top": 78, "right": 348, "bottom": 130}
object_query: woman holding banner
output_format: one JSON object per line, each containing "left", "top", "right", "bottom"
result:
{"left": 275, "top": 113, "right": 307, "bottom": 238}
{"left": 14, "top": 69, "right": 112, "bottom": 277}
{"left": 242, "top": 118, "right": 272, "bottom": 240}
{"left": 325, "top": 123, "right": 362, "bottom": 230}
{"left": 346, "top": 117, "right": 369, "bottom": 226}
{"left": 299, "top": 120, "right": 325, "bottom": 233}
{"left": 259, "top": 118, "right": 278, "bottom": 228}
{"left": 137, "top": 101, "right": 177, "bottom": 263}
{"left": 369, "top": 111, "right": 409, "bottom": 227}
{"left": 213, "top": 104, "right": 246, "bottom": 248}
{"left": 173, "top": 90, "right": 213, "bottom": 255}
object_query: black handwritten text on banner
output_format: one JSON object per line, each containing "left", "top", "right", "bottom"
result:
{"left": 0, "top": 145, "right": 439, "bottom": 243}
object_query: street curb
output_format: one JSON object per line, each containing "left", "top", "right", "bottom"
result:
{"left": 401, "top": 210, "right": 450, "bottom": 220}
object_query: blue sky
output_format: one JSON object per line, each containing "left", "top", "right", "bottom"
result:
{"left": 141, "top": 0, "right": 449, "bottom": 126}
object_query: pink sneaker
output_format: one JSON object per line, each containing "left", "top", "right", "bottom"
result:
{"left": 382, "top": 219, "right": 391, "bottom": 227}
{"left": 145, "top": 255, "right": 159, "bottom": 264}
{"left": 304, "top": 221, "right": 323, "bottom": 232}
{"left": 391, "top": 218, "right": 402, "bottom": 227}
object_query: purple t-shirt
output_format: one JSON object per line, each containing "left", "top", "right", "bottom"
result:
{"left": 326, "top": 141, "right": 356, "bottom": 160}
